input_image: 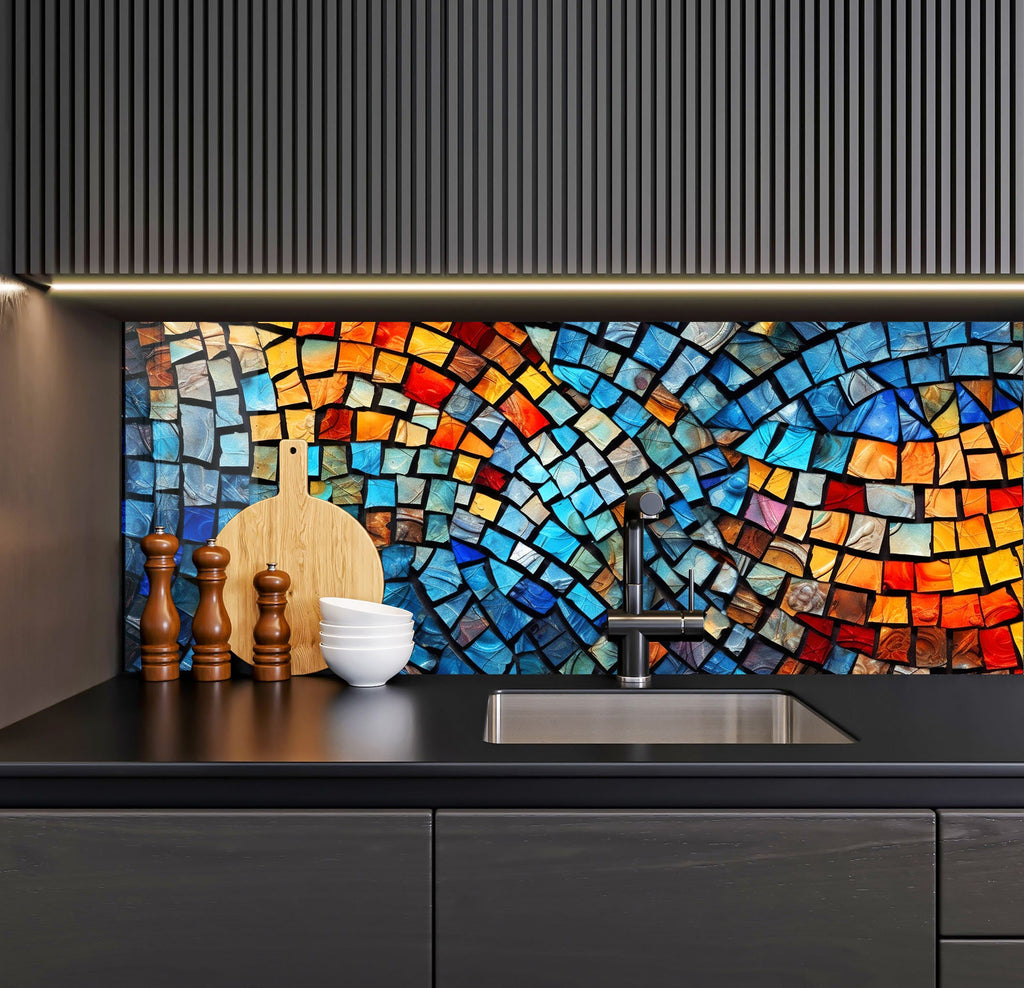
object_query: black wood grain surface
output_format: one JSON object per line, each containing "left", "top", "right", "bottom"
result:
{"left": 436, "top": 810, "right": 935, "bottom": 988}
{"left": 0, "top": 810, "right": 432, "bottom": 987}
{"left": 940, "top": 811, "right": 1024, "bottom": 936}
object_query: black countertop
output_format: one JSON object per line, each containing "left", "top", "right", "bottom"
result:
{"left": 0, "top": 674, "right": 1023, "bottom": 808}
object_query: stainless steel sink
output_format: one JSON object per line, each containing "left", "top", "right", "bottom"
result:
{"left": 484, "top": 690, "right": 853, "bottom": 744}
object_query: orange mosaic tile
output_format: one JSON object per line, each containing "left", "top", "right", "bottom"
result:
{"left": 968, "top": 452, "right": 1004, "bottom": 482}
{"left": 848, "top": 439, "right": 898, "bottom": 480}
{"left": 915, "top": 559, "right": 954, "bottom": 593}
{"left": 935, "top": 438, "right": 968, "bottom": 484}
{"left": 910, "top": 593, "right": 941, "bottom": 625}
{"left": 955, "top": 515, "right": 991, "bottom": 552}
{"left": 900, "top": 442, "right": 936, "bottom": 484}
{"left": 980, "top": 587, "right": 1023, "bottom": 625}
{"left": 809, "top": 510, "right": 850, "bottom": 546}
{"left": 336, "top": 342, "right": 375, "bottom": 375}
{"left": 500, "top": 392, "right": 550, "bottom": 438}
{"left": 338, "top": 321, "right": 376, "bottom": 343}
{"left": 835, "top": 554, "right": 883, "bottom": 592}
{"left": 355, "top": 411, "right": 396, "bottom": 442}
{"left": 432, "top": 414, "right": 467, "bottom": 450}
{"left": 992, "top": 407, "right": 1023, "bottom": 455}
{"left": 961, "top": 486, "right": 989, "bottom": 518}
{"left": 458, "top": 432, "right": 494, "bottom": 458}
{"left": 869, "top": 595, "right": 910, "bottom": 625}
{"left": 374, "top": 322, "right": 411, "bottom": 349}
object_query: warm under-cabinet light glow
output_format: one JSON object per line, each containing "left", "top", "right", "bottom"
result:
{"left": 47, "top": 276, "right": 1024, "bottom": 295}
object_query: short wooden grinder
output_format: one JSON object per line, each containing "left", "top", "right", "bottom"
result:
{"left": 252, "top": 563, "right": 292, "bottom": 681}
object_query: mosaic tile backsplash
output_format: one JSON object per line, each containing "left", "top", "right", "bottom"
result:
{"left": 123, "top": 320, "right": 1024, "bottom": 675}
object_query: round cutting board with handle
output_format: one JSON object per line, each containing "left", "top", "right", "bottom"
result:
{"left": 216, "top": 439, "right": 385, "bottom": 675}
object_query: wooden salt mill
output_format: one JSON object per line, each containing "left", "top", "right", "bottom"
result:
{"left": 252, "top": 563, "right": 292, "bottom": 681}
{"left": 140, "top": 526, "right": 181, "bottom": 681}
{"left": 191, "top": 539, "right": 232, "bottom": 681}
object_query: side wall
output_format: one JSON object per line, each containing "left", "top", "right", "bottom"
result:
{"left": 0, "top": 286, "right": 121, "bottom": 726}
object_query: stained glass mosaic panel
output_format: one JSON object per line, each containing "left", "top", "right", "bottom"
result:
{"left": 123, "top": 320, "right": 1024, "bottom": 675}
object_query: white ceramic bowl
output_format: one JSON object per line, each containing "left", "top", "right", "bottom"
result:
{"left": 320, "top": 630, "right": 414, "bottom": 649}
{"left": 320, "top": 596, "right": 413, "bottom": 627}
{"left": 319, "top": 640, "right": 414, "bottom": 688}
{"left": 319, "top": 622, "right": 415, "bottom": 642}
{"left": 319, "top": 619, "right": 413, "bottom": 635}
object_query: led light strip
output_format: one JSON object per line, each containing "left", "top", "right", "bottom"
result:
{"left": 47, "top": 277, "right": 1024, "bottom": 294}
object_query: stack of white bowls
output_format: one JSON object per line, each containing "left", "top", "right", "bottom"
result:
{"left": 319, "top": 597, "right": 415, "bottom": 687}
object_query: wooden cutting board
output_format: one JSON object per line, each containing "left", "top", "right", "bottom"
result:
{"left": 216, "top": 439, "right": 384, "bottom": 674}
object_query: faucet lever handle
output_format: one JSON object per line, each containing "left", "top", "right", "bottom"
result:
{"left": 687, "top": 569, "right": 695, "bottom": 611}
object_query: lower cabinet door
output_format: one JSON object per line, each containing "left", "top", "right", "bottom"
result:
{"left": 436, "top": 810, "right": 935, "bottom": 988}
{"left": 0, "top": 810, "right": 431, "bottom": 988}
{"left": 941, "top": 941, "right": 1024, "bottom": 987}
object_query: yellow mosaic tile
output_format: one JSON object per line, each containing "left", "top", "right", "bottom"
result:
{"left": 809, "top": 545, "right": 838, "bottom": 581}
{"left": 518, "top": 365, "right": 553, "bottom": 400}
{"left": 473, "top": 367, "right": 513, "bottom": 404}
{"left": 469, "top": 492, "right": 502, "bottom": 521}
{"left": 373, "top": 351, "right": 409, "bottom": 385}
{"left": 932, "top": 520, "right": 957, "bottom": 555}
{"left": 284, "top": 408, "right": 315, "bottom": 441}
{"left": 765, "top": 467, "right": 793, "bottom": 500}
{"left": 408, "top": 327, "right": 455, "bottom": 366}
{"left": 942, "top": 556, "right": 983, "bottom": 593}
{"left": 984, "top": 548, "right": 1021, "bottom": 587}
{"left": 250, "top": 412, "right": 282, "bottom": 442}
{"left": 453, "top": 454, "right": 480, "bottom": 483}
{"left": 991, "top": 508, "right": 1024, "bottom": 547}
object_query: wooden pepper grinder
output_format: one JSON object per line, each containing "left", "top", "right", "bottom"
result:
{"left": 140, "top": 526, "right": 181, "bottom": 681}
{"left": 191, "top": 539, "right": 232, "bottom": 681}
{"left": 252, "top": 563, "right": 291, "bottom": 681}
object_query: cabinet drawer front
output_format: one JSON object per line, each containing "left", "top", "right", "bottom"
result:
{"left": 940, "top": 812, "right": 1024, "bottom": 936}
{"left": 0, "top": 811, "right": 432, "bottom": 988}
{"left": 941, "top": 941, "right": 1024, "bottom": 987}
{"left": 437, "top": 810, "right": 935, "bottom": 988}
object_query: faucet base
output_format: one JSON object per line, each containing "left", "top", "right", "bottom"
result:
{"left": 617, "top": 674, "right": 652, "bottom": 689}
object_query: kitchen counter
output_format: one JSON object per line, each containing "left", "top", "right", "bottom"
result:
{"left": 0, "top": 673, "right": 1023, "bottom": 807}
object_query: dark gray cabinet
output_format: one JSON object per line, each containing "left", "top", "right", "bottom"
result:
{"left": 0, "top": 810, "right": 431, "bottom": 988}
{"left": 939, "top": 811, "right": 1024, "bottom": 936}
{"left": 436, "top": 810, "right": 936, "bottom": 988}
{"left": 941, "top": 941, "right": 1024, "bottom": 988}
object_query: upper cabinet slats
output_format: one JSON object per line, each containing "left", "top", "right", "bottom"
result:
{"left": 8, "top": 0, "right": 1023, "bottom": 276}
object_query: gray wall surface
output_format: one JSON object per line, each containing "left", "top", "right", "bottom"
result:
{"left": 0, "top": 286, "right": 121, "bottom": 727}
{"left": 9, "top": 0, "right": 1023, "bottom": 277}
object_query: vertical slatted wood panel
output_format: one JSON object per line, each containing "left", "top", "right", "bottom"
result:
{"left": 8, "top": 0, "right": 1023, "bottom": 275}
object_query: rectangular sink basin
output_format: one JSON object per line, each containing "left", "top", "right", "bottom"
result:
{"left": 484, "top": 690, "right": 853, "bottom": 744}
